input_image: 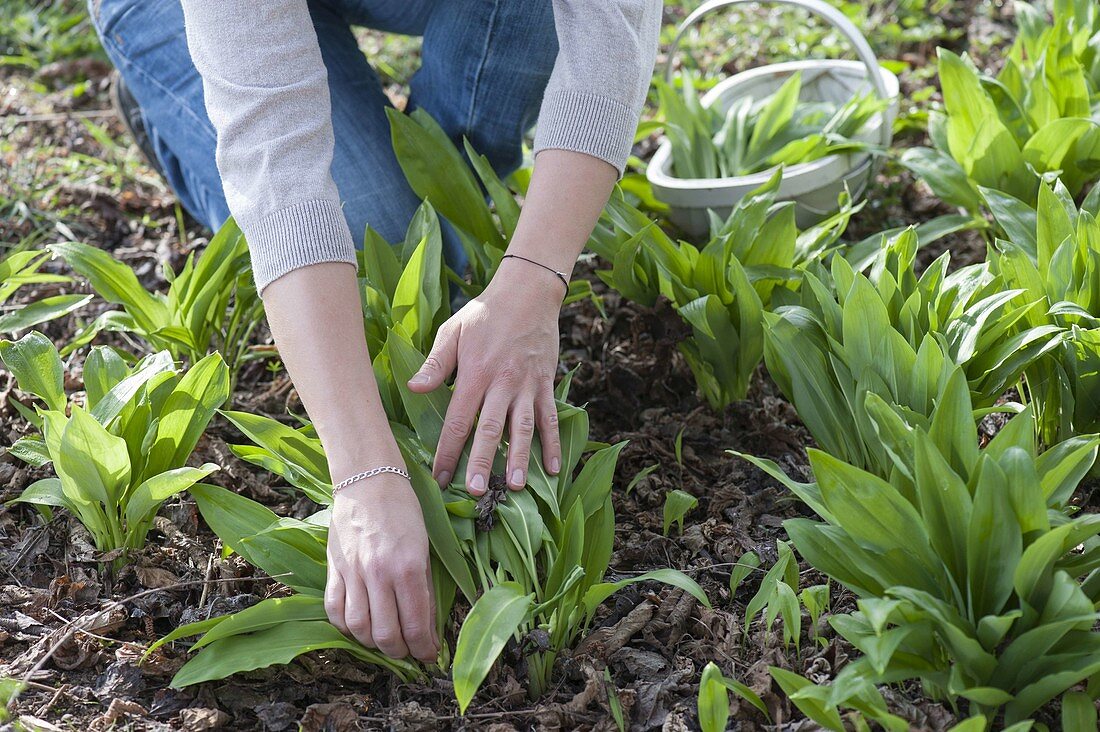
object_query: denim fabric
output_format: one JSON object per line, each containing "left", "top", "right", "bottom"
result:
{"left": 89, "top": 0, "right": 558, "bottom": 271}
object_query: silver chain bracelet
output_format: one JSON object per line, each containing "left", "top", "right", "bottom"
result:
{"left": 332, "top": 465, "right": 410, "bottom": 496}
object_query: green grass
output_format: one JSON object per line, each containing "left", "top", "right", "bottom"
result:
{"left": 0, "top": 0, "right": 104, "bottom": 70}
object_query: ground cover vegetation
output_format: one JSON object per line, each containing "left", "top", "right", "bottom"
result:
{"left": 2, "top": 0, "right": 1099, "bottom": 730}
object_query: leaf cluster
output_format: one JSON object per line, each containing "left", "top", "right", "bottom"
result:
{"left": 740, "top": 365, "right": 1100, "bottom": 724}
{"left": 594, "top": 170, "right": 857, "bottom": 408}
{"left": 989, "top": 180, "right": 1100, "bottom": 446}
{"left": 156, "top": 208, "right": 709, "bottom": 712}
{"left": 761, "top": 227, "right": 1063, "bottom": 477}
{"left": 48, "top": 220, "right": 263, "bottom": 395}
{"left": 1, "top": 332, "right": 227, "bottom": 557}
{"left": 903, "top": 3, "right": 1100, "bottom": 227}
{"left": 657, "top": 70, "right": 887, "bottom": 180}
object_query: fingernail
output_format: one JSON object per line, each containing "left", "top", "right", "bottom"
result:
{"left": 436, "top": 471, "right": 452, "bottom": 488}
{"left": 409, "top": 373, "right": 429, "bottom": 385}
{"left": 510, "top": 468, "right": 524, "bottom": 487}
{"left": 550, "top": 457, "right": 561, "bottom": 474}
{"left": 469, "top": 474, "right": 486, "bottom": 494}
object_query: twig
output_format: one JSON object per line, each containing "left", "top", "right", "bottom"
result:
{"left": 42, "top": 608, "right": 147, "bottom": 652}
{"left": 197, "top": 548, "right": 217, "bottom": 610}
{"left": 33, "top": 683, "right": 67, "bottom": 718}
{"left": 1, "top": 110, "right": 116, "bottom": 126}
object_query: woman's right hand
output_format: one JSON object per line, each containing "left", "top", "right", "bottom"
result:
{"left": 324, "top": 471, "right": 439, "bottom": 663}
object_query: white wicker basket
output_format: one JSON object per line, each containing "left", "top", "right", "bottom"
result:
{"left": 648, "top": 0, "right": 900, "bottom": 235}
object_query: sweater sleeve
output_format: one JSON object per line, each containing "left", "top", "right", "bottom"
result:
{"left": 179, "top": 0, "right": 356, "bottom": 295}
{"left": 532, "top": 0, "right": 663, "bottom": 175}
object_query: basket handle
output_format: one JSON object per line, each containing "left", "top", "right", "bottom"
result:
{"left": 664, "top": 0, "right": 891, "bottom": 103}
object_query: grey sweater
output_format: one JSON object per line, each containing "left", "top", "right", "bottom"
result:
{"left": 178, "top": 1, "right": 663, "bottom": 294}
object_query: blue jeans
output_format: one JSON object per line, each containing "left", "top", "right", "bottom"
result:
{"left": 89, "top": 0, "right": 558, "bottom": 271}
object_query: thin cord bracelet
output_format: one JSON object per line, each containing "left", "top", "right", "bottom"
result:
{"left": 501, "top": 254, "right": 570, "bottom": 295}
{"left": 332, "top": 465, "right": 410, "bottom": 496}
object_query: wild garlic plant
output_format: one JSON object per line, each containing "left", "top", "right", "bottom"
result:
{"left": 49, "top": 219, "right": 264, "bottom": 399}
{"left": 761, "top": 227, "right": 1064, "bottom": 477}
{"left": 593, "top": 169, "right": 858, "bottom": 409}
{"left": 987, "top": 180, "right": 1100, "bottom": 451}
{"left": 737, "top": 368, "right": 1100, "bottom": 727}
{"left": 903, "top": 8, "right": 1100, "bottom": 231}
{"left": 1, "top": 331, "right": 226, "bottom": 559}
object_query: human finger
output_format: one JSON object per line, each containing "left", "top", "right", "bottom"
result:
{"left": 395, "top": 562, "right": 438, "bottom": 663}
{"left": 506, "top": 396, "right": 536, "bottom": 490}
{"left": 432, "top": 371, "right": 483, "bottom": 488}
{"left": 465, "top": 391, "right": 511, "bottom": 495}
{"left": 407, "top": 322, "right": 459, "bottom": 393}
{"left": 367, "top": 578, "right": 410, "bottom": 659}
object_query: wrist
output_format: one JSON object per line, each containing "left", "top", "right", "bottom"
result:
{"left": 326, "top": 436, "right": 405, "bottom": 486}
{"left": 492, "top": 255, "right": 570, "bottom": 307}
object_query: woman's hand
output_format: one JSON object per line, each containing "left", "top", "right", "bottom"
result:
{"left": 407, "top": 261, "right": 565, "bottom": 494}
{"left": 325, "top": 472, "right": 439, "bottom": 663}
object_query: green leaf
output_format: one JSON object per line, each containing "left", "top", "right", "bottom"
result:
{"left": 89, "top": 351, "right": 175, "bottom": 427}
{"left": 124, "top": 463, "right": 219, "bottom": 530}
{"left": 729, "top": 552, "right": 760, "bottom": 596}
{"left": 769, "top": 667, "right": 845, "bottom": 732}
{"left": 10, "top": 478, "right": 70, "bottom": 512}
{"left": 583, "top": 568, "right": 711, "bottom": 619}
{"left": 144, "top": 352, "right": 229, "bottom": 478}
{"left": 58, "top": 405, "right": 131, "bottom": 510}
{"left": 48, "top": 240, "right": 170, "bottom": 334}
{"left": 452, "top": 582, "right": 534, "bottom": 713}
{"left": 403, "top": 455, "right": 478, "bottom": 602}
{"left": 387, "top": 108, "right": 501, "bottom": 248}
{"left": 967, "top": 457, "right": 1023, "bottom": 618}
{"left": 220, "top": 410, "right": 330, "bottom": 486}
{"left": 189, "top": 595, "right": 328, "bottom": 651}
{"left": 662, "top": 489, "right": 698, "bottom": 536}
{"left": 171, "top": 620, "right": 416, "bottom": 687}
{"left": 0, "top": 331, "right": 66, "bottom": 412}
{"left": 698, "top": 662, "right": 731, "bottom": 732}
{"left": 1061, "top": 691, "right": 1098, "bottom": 732}
{"left": 0, "top": 293, "right": 92, "bottom": 333}
{"left": 189, "top": 483, "right": 327, "bottom": 594}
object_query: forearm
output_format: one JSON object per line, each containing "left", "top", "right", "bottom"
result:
{"left": 260, "top": 262, "right": 402, "bottom": 480}
{"left": 501, "top": 149, "right": 618, "bottom": 281}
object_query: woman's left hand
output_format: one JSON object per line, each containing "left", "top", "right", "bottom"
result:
{"left": 406, "top": 260, "right": 565, "bottom": 494}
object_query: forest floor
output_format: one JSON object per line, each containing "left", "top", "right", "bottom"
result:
{"left": 0, "top": 2, "right": 1025, "bottom": 730}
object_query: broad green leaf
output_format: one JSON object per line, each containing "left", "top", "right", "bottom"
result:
{"left": 698, "top": 662, "right": 730, "bottom": 732}
{"left": 220, "top": 410, "right": 330, "bottom": 485}
{"left": 769, "top": 667, "right": 845, "bottom": 732}
{"left": 729, "top": 552, "right": 760, "bottom": 596}
{"left": 48, "top": 240, "right": 170, "bottom": 333}
{"left": 1061, "top": 691, "right": 1097, "bottom": 732}
{"left": 124, "top": 463, "right": 219, "bottom": 529}
{"left": 58, "top": 405, "right": 131, "bottom": 509}
{"left": 452, "top": 582, "right": 533, "bottom": 713}
{"left": 0, "top": 331, "right": 66, "bottom": 411}
{"left": 0, "top": 293, "right": 92, "bottom": 333}
{"left": 144, "top": 352, "right": 229, "bottom": 478}
{"left": 387, "top": 108, "right": 501, "bottom": 248}
{"left": 189, "top": 595, "right": 328, "bottom": 650}
{"left": 171, "top": 620, "right": 416, "bottom": 687}
{"left": 190, "top": 483, "right": 326, "bottom": 594}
